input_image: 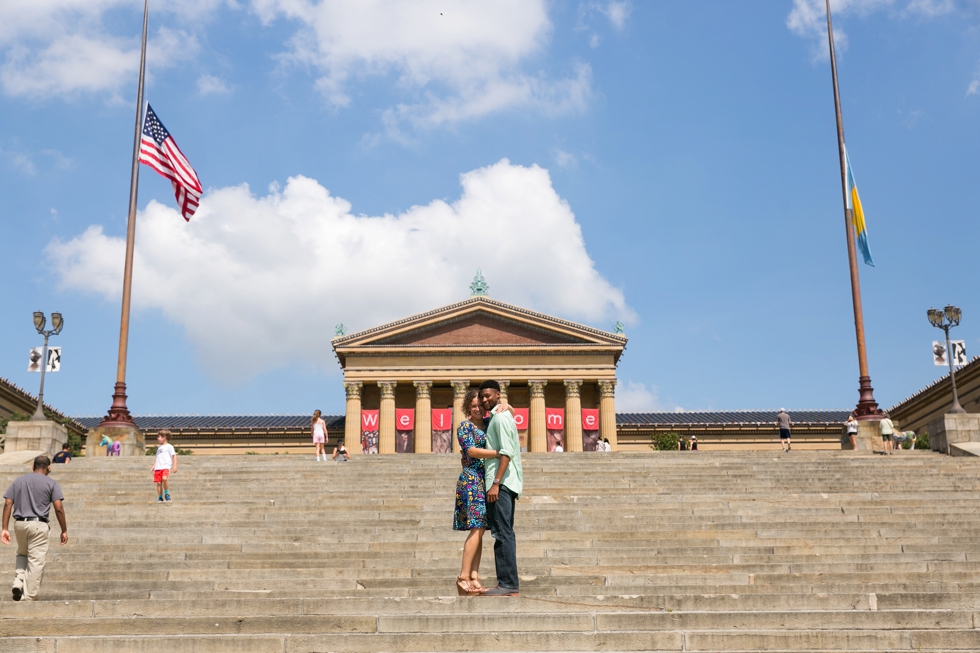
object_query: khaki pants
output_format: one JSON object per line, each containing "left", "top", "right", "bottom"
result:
{"left": 13, "top": 520, "right": 49, "bottom": 601}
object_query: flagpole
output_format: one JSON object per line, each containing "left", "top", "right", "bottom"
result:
{"left": 100, "top": 0, "right": 149, "bottom": 427}
{"left": 825, "top": 0, "right": 880, "bottom": 420}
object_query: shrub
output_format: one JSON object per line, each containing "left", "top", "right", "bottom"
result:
{"left": 915, "top": 430, "right": 930, "bottom": 450}
{"left": 650, "top": 432, "right": 680, "bottom": 451}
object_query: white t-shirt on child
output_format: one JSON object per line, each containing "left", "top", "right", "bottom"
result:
{"left": 154, "top": 443, "right": 176, "bottom": 471}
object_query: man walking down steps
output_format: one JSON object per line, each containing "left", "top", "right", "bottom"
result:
{"left": 2, "top": 455, "right": 68, "bottom": 601}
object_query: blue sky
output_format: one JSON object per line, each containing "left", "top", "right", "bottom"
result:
{"left": 1, "top": 0, "right": 978, "bottom": 418}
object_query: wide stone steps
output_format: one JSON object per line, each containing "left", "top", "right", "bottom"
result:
{"left": 1, "top": 451, "right": 978, "bottom": 651}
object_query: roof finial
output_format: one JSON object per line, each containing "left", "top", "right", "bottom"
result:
{"left": 469, "top": 269, "right": 489, "bottom": 297}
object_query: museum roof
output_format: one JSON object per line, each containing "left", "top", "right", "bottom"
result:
{"left": 889, "top": 355, "right": 980, "bottom": 413}
{"left": 1, "top": 376, "right": 86, "bottom": 435}
{"left": 616, "top": 410, "right": 850, "bottom": 426}
{"left": 74, "top": 410, "right": 849, "bottom": 431}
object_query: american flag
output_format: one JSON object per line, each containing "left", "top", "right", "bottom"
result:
{"left": 139, "top": 104, "right": 202, "bottom": 221}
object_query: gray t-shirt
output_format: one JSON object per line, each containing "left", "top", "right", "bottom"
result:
{"left": 776, "top": 412, "right": 791, "bottom": 430}
{"left": 3, "top": 473, "right": 64, "bottom": 520}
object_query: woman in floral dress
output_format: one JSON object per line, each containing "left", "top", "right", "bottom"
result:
{"left": 454, "top": 389, "right": 503, "bottom": 595}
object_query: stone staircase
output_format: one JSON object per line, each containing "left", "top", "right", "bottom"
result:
{"left": 1, "top": 451, "right": 979, "bottom": 652}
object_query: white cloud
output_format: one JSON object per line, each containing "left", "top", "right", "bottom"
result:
{"left": 0, "top": 147, "right": 74, "bottom": 174}
{"left": 554, "top": 149, "right": 577, "bottom": 168}
{"left": 616, "top": 381, "right": 679, "bottom": 413}
{"left": 788, "top": 0, "right": 957, "bottom": 58}
{"left": 197, "top": 73, "right": 232, "bottom": 95}
{"left": 251, "top": 0, "right": 592, "bottom": 133}
{"left": 46, "top": 159, "right": 633, "bottom": 380}
{"left": 602, "top": 2, "right": 633, "bottom": 31}
{"left": 968, "top": 79, "right": 980, "bottom": 96}
{"left": 0, "top": 1, "right": 213, "bottom": 99}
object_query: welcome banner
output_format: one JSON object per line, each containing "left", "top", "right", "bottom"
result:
{"left": 431, "top": 408, "right": 453, "bottom": 454}
{"left": 361, "top": 409, "right": 379, "bottom": 454}
{"left": 395, "top": 408, "right": 415, "bottom": 454}
{"left": 582, "top": 408, "right": 600, "bottom": 451}
{"left": 546, "top": 407, "right": 565, "bottom": 452}
{"left": 513, "top": 407, "right": 529, "bottom": 451}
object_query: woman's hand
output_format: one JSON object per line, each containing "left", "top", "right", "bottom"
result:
{"left": 496, "top": 402, "right": 516, "bottom": 417}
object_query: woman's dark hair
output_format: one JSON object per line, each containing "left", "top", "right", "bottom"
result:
{"left": 463, "top": 389, "right": 480, "bottom": 416}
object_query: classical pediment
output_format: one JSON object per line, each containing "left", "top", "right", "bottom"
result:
{"left": 332, "top": 297, "right": 626, "bottom": 360}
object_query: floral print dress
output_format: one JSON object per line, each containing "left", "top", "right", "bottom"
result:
{"left": 453, "top": 419, "right": 488, "bottom": 531}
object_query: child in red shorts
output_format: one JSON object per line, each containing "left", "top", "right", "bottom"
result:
{"left": 153, "top": 430, "right": 177, "bottom": 502}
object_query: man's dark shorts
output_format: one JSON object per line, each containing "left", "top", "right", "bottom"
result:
{"left": 779, "top": 429, "right": 791, "bottom": 440}
{"left": 882, "top": 434, "right": 892, "bottom": 441}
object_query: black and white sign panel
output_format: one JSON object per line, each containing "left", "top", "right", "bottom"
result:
{"left": 951, "top": 340, "right": 967, "bottom": 366}
{"left": 28, "top": 347, "right": 61, "bottom": 372}
{"left": 933, "top": 341, "right": 947, "bottom": 367}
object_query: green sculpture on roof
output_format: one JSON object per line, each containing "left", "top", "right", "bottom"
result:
{"left": 469, "top": 269, "right": 489, "bottom": 297}
{"left": 335, "top": 323, "right": 346, "bottom": 336}
{"left": 614, "top": 321, "right": 625, "bottom": 335}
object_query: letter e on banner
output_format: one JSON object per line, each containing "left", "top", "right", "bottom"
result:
{"left": 395, "top": 408, "right": 415, "bottom": 431}
{"left": 432, "top": 408, "right": 452, "bottom": 431}
{"left": 361, "top": 410, "right": 379, "bottom": 431}
{"left": 545, "top": 408, "right": 564, "bottom": 430}
{"left": 513, "top": 408, "right": 529, "bottom": 430}
{"left": 581, "top": 408, "right": 599, "bottom": 431}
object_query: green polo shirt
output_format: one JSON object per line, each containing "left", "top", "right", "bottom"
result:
{"left": 485, "top": 407, "right": 523, "bottom": 499}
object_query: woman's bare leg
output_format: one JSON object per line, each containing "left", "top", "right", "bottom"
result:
{"left": 470, "top": 530, "right": 486, "bottom": 590}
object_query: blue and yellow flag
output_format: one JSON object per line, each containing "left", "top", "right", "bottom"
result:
{"left": 844, "top": 145, "right": 874, "bottom": 267}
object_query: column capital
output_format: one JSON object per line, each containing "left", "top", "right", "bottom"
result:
{"left": 450, "top": 380, "right": 471, "bottom": 397}
{"left": 563, "top": 380, "right": 583, "bottom": 397}
{"left": 528, "top": 380, "right": 548, "bottom": 397}
{"left": 598, "top": 379, "right": 617, "bottom": 397}
{"left": 378, "top": 381, "right": 397, "bottom": 399}
{"left": 413, "top": 380, "right": 433, "bottom": 398}
{"left": 343, "top": 381, "right": 363, "bottom": 399}
{"left": 496, "top": 380, "right": 511, "bottom": 391}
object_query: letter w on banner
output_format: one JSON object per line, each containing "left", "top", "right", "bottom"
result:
{"left": 581, "top": 408, "right": 600, "bottom": 451}
{"left": 361, "top": 410, "right": 379, "bottom": 431}
{"left": 361, "top": 410, "right": 379, "bottom": 455}
{"left": 431, "top": 408, "right": 453, "bottom": 454}
{"left": 546, "top": 407, "right": 565, "bottom": 452}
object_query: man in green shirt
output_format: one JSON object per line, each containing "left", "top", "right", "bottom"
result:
{"left": 479, "top": 380, "right": 522, "bottom": 597}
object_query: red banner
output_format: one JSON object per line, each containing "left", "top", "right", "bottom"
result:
{"left": 513, "top": 408, "right": 529, "bottom": 430}
{"left": 395, "top": 408, "right": 415, "bottom": 431}
{"left": 361, "top": 410, "right": 379, "bottom": 432}
{"left": 545, "top": 408, "right": 564, "bottom": 430}
{"left": 431, "top": 408, "right": 453, "bottom": 432}
{"left": 581, "top": 409, "right": 599, "bottom": 431}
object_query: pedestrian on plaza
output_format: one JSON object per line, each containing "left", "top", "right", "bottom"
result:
{"left": 844, "top": 413, "right": 858, "bottom": 450}
{"left": 690, "top": 435, "right": 698, "bottom": 451}
{"left": 1, "top": 455, "right": 68, "bottom": 601}
{"left": 332, "top": 441, "right": 350, "bottom": 462}
{"left": 776, "top": 408, "right": 792, "bottom": 452}
{"left": 479, "top": 380, "right": 523, "bottom": 597}
{"left": 52, "top": 443, "right": 71, "bottom": 464}
{"left": 678, "top": 436, "right": 687, "bottom": 451}
{"left": 598, "top": 438, "right": 611, "bottom": 452}
{"left": 312, "top": 410, "right": 327, "bottom": 461}
{"left": 153, "top": 430, "right": 177, "bottom": 502}
{"left": 879, "top": 411, "right": 896, "bottom": 455}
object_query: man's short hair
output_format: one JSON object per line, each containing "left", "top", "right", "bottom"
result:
{"left": 479, "top": 380, "right": 501, "bottom": 393}
{"left": 158, "top": 429, "right": 171, "bottom": 441}
{"left": 62, "top": 443, "right": 70, "bottom": 450}
{"left": 33, "top": 456, "right": 51, "bottom": 470}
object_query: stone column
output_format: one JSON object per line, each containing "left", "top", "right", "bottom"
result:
{"left": 564, "top": 380, "right": 584, "bottom": 452}
{"left": 378, "top": 381, "right": 397, "bottom": 454}
{"left": 413, "top": 381, "right": 433, "bottom": 454}
{"left": 343, "top": 381, "right": 363, "bottom": 455}
{"left": 451, "top": 380, "right": 470, "bottom": 454}
{"left": 497, "top": 380, "right": 511, "bottom": 405}
{"left": 529, "top": 380, "right": 548, "bottom": 453}
{"left": 598, "top": 379, "right": 618, "bottom": 451}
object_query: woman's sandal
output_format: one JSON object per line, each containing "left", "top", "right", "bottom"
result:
{"left": 468, "top": 574, "right": 488, "bottom": 593}
{"left": 456, "top": 576, "right": 474, "bottom": 596}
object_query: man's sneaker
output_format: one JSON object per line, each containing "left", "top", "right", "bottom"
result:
{"left": 12, "top": 586, "right": 22, "bottom": 601}
{"left": 482, "top": 586, "right": 519, "bottom": 597}
{"left": 157, "top": 497, "right": 164, "bottom": 502}
{"left": 164, "top": 494, "right": 172, "bottom": 502}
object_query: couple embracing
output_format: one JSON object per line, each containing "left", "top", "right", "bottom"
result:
{"left": 453, "top": 380, "right": 522, "bottom": 597}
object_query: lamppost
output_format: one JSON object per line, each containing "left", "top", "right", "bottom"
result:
{"left": 31, "top": 311, "right": 63, "bottom": 422}
{"left": 927, "top": 305, "right": 965, "bottom": 414}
